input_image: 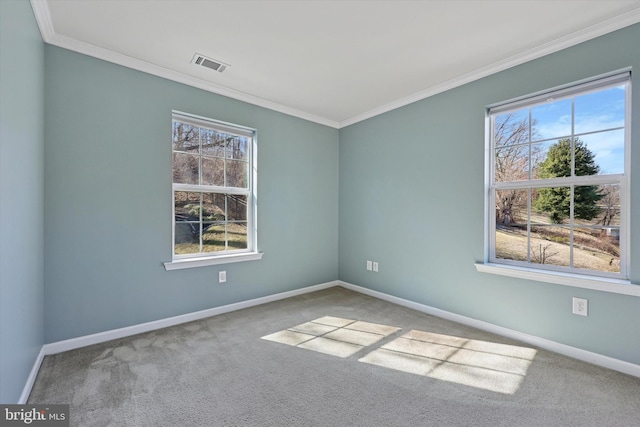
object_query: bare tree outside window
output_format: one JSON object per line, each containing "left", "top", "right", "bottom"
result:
{"left": 171, "top": 114, "right": 254, "bottom": 258}
{"left": 489, "top": 74, "right": 628, "bottom": 277}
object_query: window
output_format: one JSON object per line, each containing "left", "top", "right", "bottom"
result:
{"left": 167, "top": 112, "right": 259, "bottom": 269}
{"left": 487, "top": 72, "right": 630, "bottom": 280}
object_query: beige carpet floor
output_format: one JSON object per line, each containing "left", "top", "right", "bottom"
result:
{"left": 29, "top": 287, "right": 640, "bottom": 426}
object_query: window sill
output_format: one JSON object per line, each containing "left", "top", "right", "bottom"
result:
{"left": 164, "top": 252, "right": 263, "bottom": 271}
{"left": 475, "top": 263, "right": 640, "bottom": 297}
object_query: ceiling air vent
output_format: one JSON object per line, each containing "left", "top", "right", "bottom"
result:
{"left": 191, "top": 53, "right": 228, "bottom": 73}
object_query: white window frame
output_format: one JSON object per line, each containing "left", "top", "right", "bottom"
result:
{"left": 164, "top": 111, "right": 262, "bottom": 270}
{"left": 476, "top": 71, "right": 639, "bottom": 296}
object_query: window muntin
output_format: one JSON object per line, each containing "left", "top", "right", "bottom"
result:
{"left": 172, "top": 113, "right": 255, "bottom": 259}
{"left": 488, "top": 73, "right": 629, "bottom": 279}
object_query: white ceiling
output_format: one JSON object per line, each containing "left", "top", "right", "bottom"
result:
{"left": 32, "top": 0, "right": 640, "bottom": 128}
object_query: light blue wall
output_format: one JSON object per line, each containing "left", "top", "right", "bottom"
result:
{"left": 43, "top": 47, "right": 339, "bottom": 343}
{"left": 3, "top": 2, "right": 639, "bottom": 401}
{"left": 339, "top": 24, "right": 640, "bottom": 365}
{"left": 0, "top": 0, "right": 45, "bottom": 402}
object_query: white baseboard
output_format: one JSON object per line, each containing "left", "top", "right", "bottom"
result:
{"left": 18, "top": 347, "right": 45, "bottom": 404}
{"left": 17, "top": 281, "right": 329, "bottom": 402}
{"left": 22, "top": 278, "right": 638, "bottom": 403}
{"left": 338, "top": 280, "right": 640, "bottom": 378}
{"left": 42, "top": 280, "right": 338, "bottom": 355}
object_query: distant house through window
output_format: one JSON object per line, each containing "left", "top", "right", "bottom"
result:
{"left": 487, "top": 72, "right": 630, "bottom": 279}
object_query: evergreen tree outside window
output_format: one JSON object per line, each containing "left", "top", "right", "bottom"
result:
{"left": 487, "top": 73, "right": 629, "bottom": 278}
{"left": 535, "top": 138, "right": 603, "bottom": 223}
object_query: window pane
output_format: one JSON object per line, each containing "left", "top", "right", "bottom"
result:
{"left": 494, "top": 109, "right": 530, "bottom": 148}
{"left": 175, "top": 223, "right": 200, "bottom": 255}
{"left": 531, "top": 98, "right": 571, "bottom": 142}
{"left": 202, "top": 193, "right": 226, "bottom": 221}
{"left": 495, "top": 227, "right": 528, "bottom": 261}
{"left": 536, "top": 140, "right": 572, "bottom": 178}
{"left": 173, "top": 153, "right": 199, "bottom": 184}
{"left": 201, "top": 156, "right": 224, "bottom": 186}
{"left": 496, "top": 189, "right": 527, "bottom": 226}
{"left": 174, "top": 191, "right": 201, "bottom": 222}
{"left": 577, "top": 130, "right": 624, "bottom": 175}
{"left": 174, "top": 190, "right": 202, "bottom": 255}
{"left": 226, "top": 159, "right": 248, "bottom": 188}
{"left": 533, "top": 186, "right": 570, "bottom": 224}
{"left": 573, "top": 219, "right": 620, "bottom": 273}
{"left": 529, "top": 203, "right": 570, "bottom": 267}
{"left": 227, "top": 195, "right": 247, "bottom": 221}
{"left": 598, "top": 184, "right": 620, "bottom": 227}
{"left": 202, "top": 223, "right": 226, "bottom": 253}
{"left": 530, "top": 141, "right": 555, "bottom": 179}
{"left": 227, "top": 137, "right": 248, "bottom": 160}
{"left": 172, "top": 114, "right": 255, "bottom": 259}
{"left": 228, "top": 222, "right": 248, "bottom": 250}
{"left": 529, "top": 225, "right": 571, "bottom": 268}
{"left": 574, "top": 184, "right": 603, "bottom": 221}
{"left": 574, "top": 85, "right": 625, "bottom": 134}
{"left": 495, "top": 189, "right": 528, "bottom": 261}
{"left": 201, "top": 128, "right": 226, "bottom": 158}
{"left": 172, "top": 122, "right": 199, "bottom": 153}
{"left": 570, "top": 138, "right": 601, "bottom": 177}
{"left": 489, "top": 75, "right": 627, "bottom": 277}
{"left": 495, "top": 145, "right": 529, "bottom": 182}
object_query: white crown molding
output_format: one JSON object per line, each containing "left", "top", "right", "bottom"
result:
{"left": 30, "top": 0, "right": 640, "bottom": 129}
{"left": 339, "top": 7, "right": 640, "bottom": 128}
{"left": 29, "top": 0, "right": 54, "bottom": 41}
{"left": 29, "top": 2, "right": 339, "bottom": 129}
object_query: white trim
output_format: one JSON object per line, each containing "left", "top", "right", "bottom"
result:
{"left": 29, "top": 0, "right": 54, "bottom": 41}
{"left": 18, "top": 347, "right": 45, "bottom": 404}
{"left": 475, "top": 263, "right": 640, "bottom": 296}
{"left": 488, "top": 70, "right": 631, "bottom": 114}
{"left": 337, "top": 280, "right": 640, "bottom": 378}
{"left": 164, "top": 252, "right": 263, "bottom": 270}
{"left": 486, "top": 72, "right": 631, "bottom": 281}
{"left": 171, "top": 112, "right": 258, "bottom": 262}
{"left": 30, "top": 0, "right": 640, "bottom": 129}
{"left": 173, "top": 111, "right": 255, "bottom": 138}
{"left": 339, "top": 9, "right": 640, "bottom": 128}
{"left": 29, "top": 1, "right": 338, "bottom": 129}
{"left": 25, "top": 278, "right": 639, "bottom": 401}
{"left": 621, "top": 76, "right": 632, "bottom": 279}
{"left": 173, "top": 184, "right": 250, "bottom": 195}
{"left": 42, "top": 280, "right": 338, "bottom": 355}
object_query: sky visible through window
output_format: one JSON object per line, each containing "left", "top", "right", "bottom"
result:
{"left": 492, "top": 79, "right": 627, "bottom": 276}
{"left": 508, "top": 85, "right": 625, "bottom": 175}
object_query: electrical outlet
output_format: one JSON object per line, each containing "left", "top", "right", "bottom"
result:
{"left": 373, "top": 262, "right": 379, "bottom": 272}
{"left": 366, "top": 260, "right": 372, "bottom": 271}
{"left": 219, "top": 271, "right": 227, "bottom": 283}
{"left": 572, "top": 297, "right": 588, "bottom": 316}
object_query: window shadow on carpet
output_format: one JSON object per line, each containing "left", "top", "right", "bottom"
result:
{"left": 262, "top": 316, "right": 537, "bottom": 395}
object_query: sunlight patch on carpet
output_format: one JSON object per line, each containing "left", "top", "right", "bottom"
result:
{"left": 359, "top": 330, "right": 537, "bottom": 394}
{"left": 261, "top": 316, "right": 400, "bottom": 358}
{"left": 262, "top": 318, "right": 536, "bottom": 394}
